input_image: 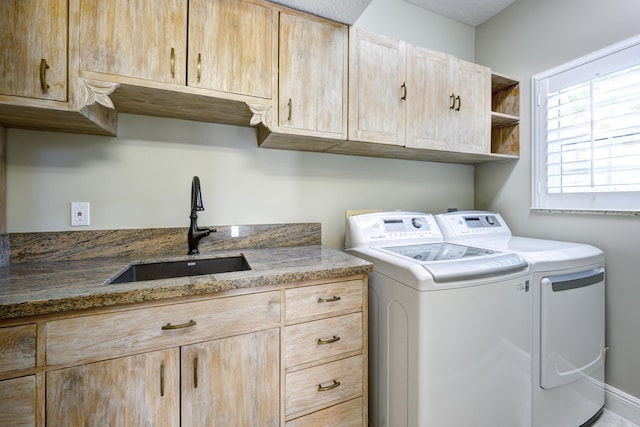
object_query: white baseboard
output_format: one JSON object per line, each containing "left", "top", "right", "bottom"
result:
{"left": 606, "top": 384, "right": 640, "bottom": 425}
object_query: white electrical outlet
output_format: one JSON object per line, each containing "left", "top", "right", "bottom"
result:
{"left": 71, "top": 202, "right": 90, "bottom": 226}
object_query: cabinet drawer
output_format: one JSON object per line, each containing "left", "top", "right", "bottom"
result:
{"left": 0, "top": 324, "right": 36, "bottom": 374}
{"left": 286, "top": 355, "right": 362, "bottom": 416}
{"left": 285, "top": 280, "right": 363, "bottom": 322}
{"left": 46, "top": 291, "right": 280, "bottom": 366}
{"left": 285, "top": 397, "right": 363, "bottom": 427}
{"left": 285, "top": 312, "right": 362, "bottom": 368}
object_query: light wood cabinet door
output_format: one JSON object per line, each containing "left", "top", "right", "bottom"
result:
{"left": 181, "top": 328, "right": 280, "bottom": 427}
{"left": 188, "top": 0, "right": 276, "bottom": 99}
{"left": 278, "top": 12, "right": 347, "bottom": 138}
{"left": 405, "top": 46, "right": 452, "bottom": 151}
{"left": 78, "top": 0, "right": 187, "bottom": 84}
{"left": 0, "top": 376, "right": 36, "bottom": 427}
{"left": 0, "top": 0, "right": 67, "bottom": 101}
{"left": 348, "top": 28, "right": 406, "bottom": 146}
{"left": 46, "top": 348, "right": 180, "bottom": 427}
{"left": 451, "top": 58, "right": 491, "bottom": 154}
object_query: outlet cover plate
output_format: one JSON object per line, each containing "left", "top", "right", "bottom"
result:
{"left": 71, "top": 202, "right": 90, "bottom": 226}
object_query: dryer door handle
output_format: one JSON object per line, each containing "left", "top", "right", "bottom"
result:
{"left": 544, "top": 267, "right": 604, "bottom": 292}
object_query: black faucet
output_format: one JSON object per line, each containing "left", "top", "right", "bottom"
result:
{"left": 188, "top": 176, "right": 216, "bottom": 255}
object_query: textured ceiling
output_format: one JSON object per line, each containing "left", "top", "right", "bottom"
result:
{"left": 267, "top": 0, "right": 516, "bottom": 27}
{"left": 266, "top": 0, "right": 372, "bottom": 24}
{"left": 404, "top": 0, "right": 517, "bottom": 26}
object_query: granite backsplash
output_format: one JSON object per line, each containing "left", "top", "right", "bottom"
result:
{"left": 7, "top": 223, "right": 321, "bottom": 264}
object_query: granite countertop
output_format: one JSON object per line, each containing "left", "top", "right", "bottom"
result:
{"left": 0, "top": 224, "right": 373, "bottom": 321}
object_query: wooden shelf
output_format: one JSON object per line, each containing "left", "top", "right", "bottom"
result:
{"left": 490, "top": 73, "right": 520, "bottom": 157}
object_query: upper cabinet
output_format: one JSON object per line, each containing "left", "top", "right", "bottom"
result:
{"left": 332, "top": 28, "right": 493, "bottom": 163}
{"left": 405, "top": 45, "right": 490, "bottom": 154}
{"left": 0, "top": 1, "right": 518, "bottom": 164}
{"left": 257, "top": 11, "right": 348, "bottom": 150}
{"left": 71, "top": 0, "right": 277, "bottom": 128}
{"left": 188, "top": 0, "right": 276, "bottom": 99}
{"left": 77, "top": 0, "right": 187, "bottom": 85}
{"left": 347, "top": 29, "right": 406, "bottom": 146}
{"left": 0, "top": 0, "right": 67, "bottom": 101}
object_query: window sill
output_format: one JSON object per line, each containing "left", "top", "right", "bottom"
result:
{"left": 531, "top": 208, "right": 640, "bottom": 217}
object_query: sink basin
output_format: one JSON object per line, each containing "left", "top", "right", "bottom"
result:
{"left": 108, "top": 255, "right": 251, "bottom": 284}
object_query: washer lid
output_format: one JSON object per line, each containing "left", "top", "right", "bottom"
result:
{"left": 375, "top": 243, "right": 528, "bottom": 282}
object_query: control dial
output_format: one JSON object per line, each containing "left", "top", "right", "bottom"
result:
{"left": 411, "top": 218, "right": 424, "bottom": 229}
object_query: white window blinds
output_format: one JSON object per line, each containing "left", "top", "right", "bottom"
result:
{"left": 532, "top": 35, "right": 640, "bottom": 212}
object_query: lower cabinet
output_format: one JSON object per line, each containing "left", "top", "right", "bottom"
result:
{"left": 0, "top": 376, "right": 37, "bottom": 427}
{"left": 1, "top": 276, "right": 367, "bottom": 426}
{"left": 181, "top": 329, "right": 280, "bottom": 427}
{"left": 46, "top": 329, "right": 280, "bottom": 427}
{"left": 46, "top": 349, "right": 181, "bottom": 427}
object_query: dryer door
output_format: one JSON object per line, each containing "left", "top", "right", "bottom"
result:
{"left": 540, "top": 268, "right": 605, "bottom": 389}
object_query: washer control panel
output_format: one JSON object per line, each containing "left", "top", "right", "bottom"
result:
{"left": 435, "top": 211, "right": 512, "bottom": 239}
{"left": 346, "top": 212, "right": 443, "bottom": 247}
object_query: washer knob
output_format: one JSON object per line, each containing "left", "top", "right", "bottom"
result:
{"left": 411, "top": 218, "right": 424, "bottom": 228}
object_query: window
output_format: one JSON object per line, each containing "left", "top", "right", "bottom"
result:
{"left": 532, "top": 35, "right": 640, "bottom": 213}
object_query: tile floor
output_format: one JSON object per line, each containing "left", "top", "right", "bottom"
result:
{"left": 592, "top": 409, "right": 638, "bottom": 427}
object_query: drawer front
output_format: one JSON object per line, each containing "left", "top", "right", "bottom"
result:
{"left": 285, "top": 280, "right": 363, "bottom": 322}
{"left": 286, "top": 355, "right": 362, "bottom": 416}
{"left": 46, "top": 291, "right": 280, "bottom": 366}
{"left": 0, "top": 324, "right": 36, "bottom": 374}
{"left": 285, "top": 312, "right": 362, "bottom": 368}
{"left": 285, "top": 397, "right": 363, "bottom": 427}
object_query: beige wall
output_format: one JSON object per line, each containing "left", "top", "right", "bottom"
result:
{"left": 475, "top": 0, "right": 640, "bottom": 401}
{"left": 5, "top": 0, "right": 477, "bottom": 250}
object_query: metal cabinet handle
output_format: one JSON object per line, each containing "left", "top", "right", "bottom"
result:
{"left": 197, "top": 53, "right": 202, "bottom": 83}
{"left": 449, "top": 93, "right": 456, "bottom": 109}
{"left": 317, "top": 379, "right": 341, "bottom": 392}
{"left": 317, "top": 335, "right": 341, "bottom": 345}
{"left": 193, "top": 356, "right": 198, "bottom": 388}
{"left": 455, "top": 95, "right": 461, "bottom": 111}
{"left": 160, "top": 362, "right": 165, "bottom": 396}
{"left": 161, "top": 319, "right": 196, "bottom": 330}
{"left": 287, "top": 98, "right": 292, "bottom": 121}
{"left": 401, "top": 82, "right": 407, "bottom": 100}
{"left": 170, "top": 48, "right": 175, "bottom": 78}
{"left": 317, "top": 296, "right": 341, "bottom": 303}
{"left": 40, "top": 58, "right": 50, "bottom": 91}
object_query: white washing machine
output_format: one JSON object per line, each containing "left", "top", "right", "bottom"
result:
{"left": 436, "top": 211, "right": 606, "bottom": 427}
{"left": 345, "top": 212, "right": 532, "bottom": 427}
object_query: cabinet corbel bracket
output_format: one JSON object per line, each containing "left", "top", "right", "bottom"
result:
{"left": 248, "top": 103, "right": 272, "bottom": 129}
{"left": 78, "top": 78, "right": 120, "bottom": 110}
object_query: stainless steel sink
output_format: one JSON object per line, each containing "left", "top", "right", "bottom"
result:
{"left": 108, "top": 255, "right": 251, "bottom": 284}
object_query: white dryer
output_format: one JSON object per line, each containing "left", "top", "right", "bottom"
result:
{"left": 436, "top": 211, "right": 606, "bottom": 427}
{"left": 345, "top": 212, "right": 532, "bottom": 427}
